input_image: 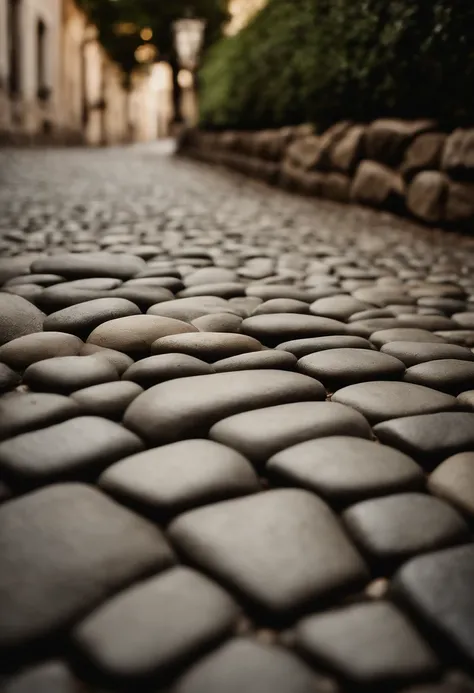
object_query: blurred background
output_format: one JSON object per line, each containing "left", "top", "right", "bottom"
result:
{"left": 0, "top": 0, "right": 473, "bottom": 146}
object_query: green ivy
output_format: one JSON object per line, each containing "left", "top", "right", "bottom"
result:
{"left": 199, "top": 0, "right": 474, "bottom": 130}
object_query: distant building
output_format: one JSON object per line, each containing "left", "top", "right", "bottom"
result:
{"left": 0, "top": 0, "right": 168, "bottom": 145}
{"left": 226, "top": 0, "right": 267, "bottom": 36}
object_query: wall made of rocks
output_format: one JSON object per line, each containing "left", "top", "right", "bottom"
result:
{"left": 179, "top": 120, "right": 474, "bottom": 231}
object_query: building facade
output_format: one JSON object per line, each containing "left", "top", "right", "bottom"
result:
{"left": 0, "top": 0, "right": 168, "bottom": 145}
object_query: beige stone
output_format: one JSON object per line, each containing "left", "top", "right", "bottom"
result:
{"left": 351, "top": 160, "right": 405, "bottom": 210}
{"left": 365, "top": 119, "right": 436, "bottom": 167}
{"left": 446, "top": 181, "right": 474, "bottom": 225}
{"left": 442, "top": 128, "right": 474, "bottom": 177}
{"left": 285, "top": 135, "right": 322, "bottom": 171}
{"left": 320, "top": 173, "right": 351, "bottom": 203}
{"left": 330, "top": 125, "right": 366, "bottom": 173}
{"left": 407, "top": 171, "right": 449, "bottom": 224}
{"left": 401, "top": 133, "right": 447, "bottom": 178}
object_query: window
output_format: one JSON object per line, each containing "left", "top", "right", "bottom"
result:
{"left": 7, "top": 0, "right": 21, "bottom": 96}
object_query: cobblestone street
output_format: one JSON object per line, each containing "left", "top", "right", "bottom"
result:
{"left": 0, "top": 145, "right": 474, "bottom": 693}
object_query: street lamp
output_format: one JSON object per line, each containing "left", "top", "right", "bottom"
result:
{"left": 172, "top": 15, "right": 206, "bottom": 126}
{"left": 172, "top": 17, "right": 206, "bottom": 71}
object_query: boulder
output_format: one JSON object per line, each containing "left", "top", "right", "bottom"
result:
{"left": 365, "top": 119, "right": 436, "bottom": 167}
{"left": 254, "top": 130, "right": 287, "bottom": 161}
{"left": 320, "top": 173, "right": 351, "bottom": 202}
{"left": 401, "top": 133, "right": 447, "bottom": 179}
{"left": 316, "top": 121, "right": 352, "bottom": 170}
{"left": 351, "top": 160, "right": 405, "bottom": 211}
{"left": 280, "top": 162, "right": 322, "bottom": 195}
{"left": 442, "top": 128, "right": 474, "bottom": 179}
{"left": 407, "top": 171, "right": 449, "bottom": 224}
{"left": 329, "top": 125, "right": 365, "bottom": 173}
{"left": 285, "top": 135, "right": 322, "bottom": 171}
{"left": 445, "top": 181, "right": 474, "bottom": 226}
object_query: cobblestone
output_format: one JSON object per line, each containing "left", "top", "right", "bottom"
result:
{"left": 0, "top": 145, "right": 474, "bottom": 690}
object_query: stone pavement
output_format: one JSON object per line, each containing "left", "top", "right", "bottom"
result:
{"left": 0, "top": 146, "right": 473, "bottom": 693}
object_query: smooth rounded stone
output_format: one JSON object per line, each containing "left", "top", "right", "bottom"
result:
{"left": 410, "top": 284, "right": 466, "bottom": 300}
{"left": 43, "top": 297, "right": 141, "bottom": 338}
{"left": 71, "top": 381, "right": 143, "bottom": 420}
{"left": 295, "top": 601, "right": 438, "bottom": 687}
{"left": 309, "top": 295, "right": 370, "bottom": 321}
{"left": 173, "top": 638, "right": 326, "bottom": 693}
{"left": 0, "top": 661, "right": 86, "bottom": 693}
{"left": 393, "top": 544, "right": 474, "bottom": 665}
{"left": 100, "top": 439, "right": 259, "bottom": 520}
{"left": 0, "top": 392, "right": 81, "bottom": 441}
{"left": 348, "top": 308, "right": 395, "bottom": 322}
{"left": 2, "top": 284, "right": 44, "bottom": 304}
{"left": 276, "top": 335, "right": 373, "bottom": 358}
{"left": 395, "top": 314, "right": 457, "bottom": 331}
{"left": 0, "top": 363, "right": 21, "bottom": 394}
{"left": 428, "top": 453, "right": 474, "bottom": 518}
{"left": 210, "top": 402, "right": 371, "bottom": 467}
{"left": 458, "top": 390, "right": 474, "bottom": 409}
{"left": 147, "top": 296, "right": 235, "bottom": 322}
{"left": 123, "top": 276, "right": 184, "bottom": 292}
{"left": 58, "top": 278, "right": 123, "bottom": 291}
{"left": 0, "top": 332, "right": 83, "bottom": 371}
{"left": 136, "top": 267, "right": 182, "bottom": 279}
{"left": 23, "top": 355, "right": 118, "bottom": 394}
{"left": 124, "top": 245, "right": 162, "bottom": 260}
{"left": 122, "top": 354, "right": 213, "bottom": 389}
{"left": 352, "top": 287, "right": 416, "bottom": 307}
{"left": 168, "top": 489, "right": 368, "bottom": 619}
{"left": 417, "top": 297, "right": 467, "bottom": 314}
{"left": 4, "top": 274, "right": 63, "bottom": 288}
{"left": 124, "top": 370, "right": 326, "bottom": 445}
{"left": 435, "top": 331, "right": 474, "bottom": 347}
{"left": 381, "top": 341, "right": 474, "bottom": 367}
{"left": 347, "top": 318, "right": 404, "bottom": 338}
{"left": 332, "top": 381, "right": 458, "bottom": 425}
{"left": 241, "top": 314, "right": 347, "bottom": 347}
{"left": 370, "top": 328, "right": 446, "bottom": 348}
{"left": 151, "top": 332, "right": 263, "bottom": 363}
{"left": 0, "top": 483, "right": 174, "bottom": 651}
{"left": 228, "top": 296, "right": 263, "bottom": 316}
{"left": 245, "top": 285, "right": 314, "bottom": 302}
{"left": 87, "top": 315, "right": 197, "bottom": 357}
{"left": 298, "top": 348, "right": 405, "bottom": 391}
{"left": 213, "top": 350, "right": 297, "bottom": 373}
{"left": 191, "top": 313, "right": 243, "bottom": 333}
{"left": 36, "top": 286, "right": 111, "bottom": 312}
{"left": 111, "top": 285, "right": 174, "bottom": 310}
{"left": 0, "top": 415, "right": 144, "bottom": 489}
{"left": 404, "top": 359, "right": 474, "bottom": 395}
{"left": 374, "top": 412, "right": 474, "bottom": 468}
{"left": 343, "top": 493, "right": 468, "bottom": 570}
{"left": 0, "top": 256, "right": 36, "bottom": 286}
{"left": 184, "top": 267, "right": 238, "bottom": 286}
{"left": 178, "top": 283, "right": 246, "bottom": 299}
{"left": 267, "top": 436, "right": 424, "bottom": 507}
{"left": 453, "top": 313, "right": 474, "bottom": 329}
{"left": 72, "top": 567, "right": 239, "bottom": 683}
{"left": 79, "top": 344, "right": 134, "bottom": 375}
{"left": 251, "top": 299, "right": 310, "bottom": 316}
{"left": 0, "top": 293, "right": 44, "bottom": 347}
{"left": 31, "top": 253, "right": 146, "bottom": 280}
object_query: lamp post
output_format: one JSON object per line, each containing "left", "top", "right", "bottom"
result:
{"left": 172, "top": 15, "right": 206, "bottom": 126}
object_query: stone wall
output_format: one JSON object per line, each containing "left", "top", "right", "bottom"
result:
{"left": 179, "top": 121, "right": 474, "bottom": 231}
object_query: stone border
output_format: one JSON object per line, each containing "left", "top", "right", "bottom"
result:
{"left": 178, "top": 121, "right": 474, "bottom": 231}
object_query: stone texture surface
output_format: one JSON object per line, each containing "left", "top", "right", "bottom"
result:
{"left": 169, "top": 489, "right": 368, "bottom": 618}
{"left": 1, "top": 144, "right": 474, "bottom": 690}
